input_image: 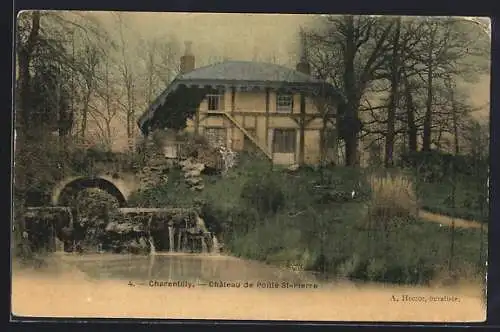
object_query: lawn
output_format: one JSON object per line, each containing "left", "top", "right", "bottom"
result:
{"left": 129, "top": 155, "right": 488, "bottom": 286}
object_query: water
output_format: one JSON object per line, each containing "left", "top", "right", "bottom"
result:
{"left": 148, "top": 236, "right": 156, "bottom": 255}
{"left": 201, "top": 237, "right": 208, "bottom": 253}
{"left": 168, "top": 226, "right": 174, "bottom": 252}
{"left": 211, "top": 235, "right": 219, "bottom": 254}
{"left": 12, "top": 253, "right": 485, "bottom": 321}
{"left": 59, "top": 253, "right": 318, "bottom": 286}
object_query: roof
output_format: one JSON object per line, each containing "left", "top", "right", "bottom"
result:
{"left": 177, "top": 61, "right": 321, "bottom": 83}
{"left": 137, "top": 60, "right": 344, "bottom": 134}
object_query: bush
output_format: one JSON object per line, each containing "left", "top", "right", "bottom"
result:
{"left": 128, "top": 168, "right": 199, "bottom": 208}
{"left": 240, "top": 172, "right": 285, "bottom": 215}
{"left": 400, "top": 150, "right": 488, "bottom": 181}
{"left": 128, "top": 154, "right": 486, "bottom": 286}
{"left": 75, "top": 188, "right": 120, "bottom": 227}
{"left": 366, "top": 173, "right": 418, "bottom": 228}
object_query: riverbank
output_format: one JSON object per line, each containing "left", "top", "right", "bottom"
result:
{"left": 11, "top": 254, "right": 485, "bottom": 322}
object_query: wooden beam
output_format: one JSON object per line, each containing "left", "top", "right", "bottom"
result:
{"left": 265, "top": 88, "right": 270, "bottom": 146}
{"left": 231, "top": 87, "right": 236, "bottom": 113}
{"left": 205, "top": 110, "right": 322, "bottom": 118}
{"left": 231, "top": 87, "right": 236, "bottom": 150}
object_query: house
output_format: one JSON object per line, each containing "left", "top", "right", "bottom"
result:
{"left": 137, "top": 42, "right": 345, "bottom": 166}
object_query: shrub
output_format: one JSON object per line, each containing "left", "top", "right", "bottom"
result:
{"left": 240, "top": 172, "right": 285, "bottom": 215}
{"left": 400, "top": 150, "right": 488, "bottom": 181}
{"left": 366, "top": 173, "right": 418, "bottom": 228}
{"left": 75, "top": 188, "right": 120, "bottom": 226}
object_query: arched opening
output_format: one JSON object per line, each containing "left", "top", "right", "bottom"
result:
{"left": 56, "top": 177, "right": 127, "bottom": 207}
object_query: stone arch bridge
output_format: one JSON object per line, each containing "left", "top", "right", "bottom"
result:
{"left": 51, "top": 172, "right": 142, "bottom": 207}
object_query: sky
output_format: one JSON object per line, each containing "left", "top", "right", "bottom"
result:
{"left": 93, "top": 12, "right": 316, "bottom": 67}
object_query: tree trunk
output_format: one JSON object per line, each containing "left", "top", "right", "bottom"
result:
{"left": 384, "top": 18, "right": 401, "bottom": 168}
{"left": 402, "top": 72, "right": 418, "bottom": 153}
{"left": 80, "top": 89, "right": 92, "bottom": 141}
{"left": 15, "top": 11, "right": 41, "bottom": 239}
{"left": 345, "top": 130, "right": 359, "bottom": 167}
{"left": 447, "top": 76, "right": 460, "bottom": 155}
{"left": 342, "top": 18, "right": 361, "bottom": 167}
{"left": 422, "top": 32, "right": 435, "bottom": 152}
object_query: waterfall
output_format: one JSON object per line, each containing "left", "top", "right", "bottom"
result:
{"left": 211, "top": 234, "right": 220, "bottom": 254}
{"left": 168, "top": 226, "right": 175, "bottom": 252}
{"left": 201, "top": 236, "right": 208, "bottom": 253}
{"left": 148, "top": 236, "right": 156, "bottom": 255}
{"left": 147, "top": 215, "right": 156, "bottom": 255}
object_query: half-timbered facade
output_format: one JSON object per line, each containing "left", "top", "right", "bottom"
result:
{"left": 137, "top": 42, "right": 345, "bottom": 166}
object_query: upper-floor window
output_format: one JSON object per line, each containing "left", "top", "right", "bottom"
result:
{"left": 207, "top": 94, "right": 223, "bottom": 111}
{"left": 276, "top": 93, "right": 293, "bottom": 113}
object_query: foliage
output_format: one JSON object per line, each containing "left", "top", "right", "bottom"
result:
{"left": 128, "top": 167, "right": 198, "bottom": 208}
{"left": 400, "top": 150, "right": 488, "bottom": 180}
{"left": 240, "top": 173, "right": 285, "bottom": 215}
{"left": 399, "top": 149, "right": 488, "bottom": 223}
{"left": 75, "top": 188, "right": 120, "bottom": 227}
{"left": 18, "top": 135, "right": 70, "bottom": 206}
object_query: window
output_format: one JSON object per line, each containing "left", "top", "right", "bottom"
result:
{"left": 273, "top": 129, "right": 296, "bottom": 153}
{"left": 163, "top": 144, "right": 178, "bottom": 159}
{"left": 276, "top": 93, "right": 293, "bottom": 113}
{"left": 207, "top": 94, "right": 223, "bottom": 111}
{"left": 204, "top": 127, "right": 227, "bottom": 147}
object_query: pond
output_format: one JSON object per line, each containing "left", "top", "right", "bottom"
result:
{"left": 12, "top": 253, "right": 485, "bottom": 322}
{"left": 58, "top": 252, "right": 320, "bottom": 287}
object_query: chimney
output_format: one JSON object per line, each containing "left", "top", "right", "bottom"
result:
{"left": 180, "top": 41, "right": 195, "bottom": 74}
{"left": 296, "top": 28, "right": 311, "bottom": 75}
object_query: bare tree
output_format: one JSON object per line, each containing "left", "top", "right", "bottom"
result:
{"left": 75, "top": 43, "right": 102, "bottom": 142}
{"left": 15, "top": 11, "right": 41, "bottom": 236}
{"left": 136, "top": 35, "right": 180, "bottom": 105}
{"left": 405, "top": 17, "right": 490, "bottom": 151}
{"left": 307, "top": 15, "right": 395, "bottom": 166}
{"left": 89, "top": 55, "right": 120, "bottom": 150}
{"left": 384, "top": 17, "right": 402, "bottom": 167}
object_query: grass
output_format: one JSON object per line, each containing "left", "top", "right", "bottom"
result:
{"left": 129, "top": 156, "right": 488, "bottom": 286}
{"left": 417, "top": 175, "right": 488, "bottom": 223}
{"left": 366, "top": 172, "right": 418, "bottom": 228}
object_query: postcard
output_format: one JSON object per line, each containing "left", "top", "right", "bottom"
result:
{"left": 11, "top": 11, "right": 491, "bottom": 322}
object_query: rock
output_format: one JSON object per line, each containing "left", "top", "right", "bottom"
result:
{"left": 138, "top": 236, "right": 149, "bottom": 249}
{"left": 191, "top": 163, "right": 205, "bottom": 172}
{"left": 184, "top": 170, "right": 201, "bottom": 178}
{"left": 185, "top": 177, "right": 202, "bottom": 185}
{"left": 179, "top": 158, "right": 193, "bottom": 168}
{"left": 105, "top": 221, "right": 139, "bottom": 234}
{"left": 149, "top": 158, "right": 168, "bottom": 167}
{"left": 186, "top": 227, "right": 199, "bottom": 235}
{"left": 192, "top": 184, "right": 205, "bottom": 191}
